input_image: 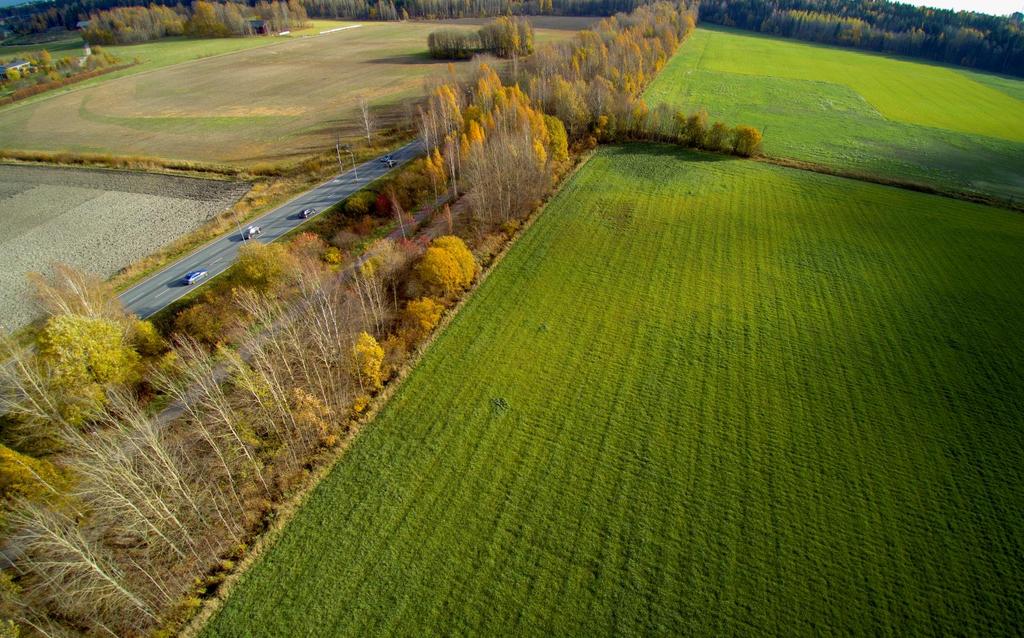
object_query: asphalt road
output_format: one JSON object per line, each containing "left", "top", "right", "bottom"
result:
{"left": 118, "top": 140, "right": 423, "bottom": 318}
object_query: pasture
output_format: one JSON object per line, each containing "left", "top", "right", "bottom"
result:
{"left": 0, "top": 164, "right": 246, "bottom": 328}
{"left": 203, "top": 146, "right": 1024, "bottom": 636}
{"left": 644, "top": 27, "right": 1024, "bottom": 200}
{"left": 0, "top": 18, "right": 589, "bottom": 166}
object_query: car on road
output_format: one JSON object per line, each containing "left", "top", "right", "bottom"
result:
{"left": 243, "top": 225, "right": 262, "bottom": 240}
{"left": 380, "top": 155, "right": 396, "bottom": 167}
{"left": 300, "top": 207, "right": 316, "bottom": 219}
{"left": 183, "top": 269, "right": 208, "bottom": 285}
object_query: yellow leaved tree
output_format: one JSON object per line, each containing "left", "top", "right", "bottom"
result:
{"left": 352, "top": 331, "right": 385, "bottom": 391}
{"left": 417, "top": 235, "right": 477, "bottom": 298}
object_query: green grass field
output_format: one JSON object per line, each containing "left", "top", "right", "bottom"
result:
{"left": 644, "top": 27, "right": 1024, "bottom": 201}
{"left": 203, "top": 146, "right": 1024, "bottom": 636}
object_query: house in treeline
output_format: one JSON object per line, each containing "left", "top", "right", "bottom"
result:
{"left": 75, "top": 20, "right": 90, "bottom": 30}
{"left": 1, "top": 59, "right": 33, "bottom": 78}
{"left": 247, "top": 19, "right": 269, "bottom": 35}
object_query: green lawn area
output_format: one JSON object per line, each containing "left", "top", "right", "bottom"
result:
{"left": 644, "top": 27, "right": 1024, "bottom": 201}
{"left": 203, "top": 145, "right": 1024, "bottom": 636}
{"left": 0, "top": 33, "right": 85, "bottom": 57}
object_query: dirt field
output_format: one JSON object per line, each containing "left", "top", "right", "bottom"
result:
{"left": 0, "top": 164, "right": 247, "bottom": 329}
{"left": 0, "top": 18, "right": 591, "bottom": 167}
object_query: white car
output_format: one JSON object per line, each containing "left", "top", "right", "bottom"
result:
{"left": 243, "top": 225, "right": 262, "bottom": 239}
{"left": 300, "top": 207, "right": 316, "bottom": 219}
{"left": 183, "top": 269, "right": 208, "bottom": 285}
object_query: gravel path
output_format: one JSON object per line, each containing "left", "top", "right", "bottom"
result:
{"left": 0, "top": 164, "right": 248, "bottom": 329}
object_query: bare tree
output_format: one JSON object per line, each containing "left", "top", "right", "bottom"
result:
{"left": 8, "top": 502, "right": 158, "bottom": 632}
{"left": 28, "top": 263, "right": 125, "bottom": 322}
{"left": 152, "top": 338, "right": 269, "bottom": 503}
{"left": 0, "top": 333, "right": 73, "bottom": 453}
{"left": 358, "top": 96, "right": 375, "bottom": 147}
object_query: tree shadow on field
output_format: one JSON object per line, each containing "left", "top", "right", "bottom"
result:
{"left": 610, "top": 142, "right": 740, "bottom": 164}
{"left": 363, "top": 53, "right": 437, "bottom": 65}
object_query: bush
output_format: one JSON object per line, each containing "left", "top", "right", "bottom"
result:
{"left": 332, "top": 230, "right": 360, "bottom": 250}
{"left": 402, "top": 297, "right": 444, "bottom": 343}
{"left": 732, "top": 125, "right": 763, "bottom": 157}
{"left": 375, "top": 192, "right": 391, "bottom": 216}
{"left": 0, "top": 444, "right": 66, "bottom": 502}
{"left": 353, "top": 215, "right": 376, "bottom": 236}
{"left": 323, "top": 246, "right": 344, "bottom": 265}
{"left": 432, "top": 236, "right": 478, "bottom": 285}
{"left": 706, "top": 121, "right": 730, "bottom": 152}
{"left": 36, "top": 314, "right": 141, "bottom": 423}
{"left": 345, "top": 191, "right": 375, "bottom": 218}
{"left": 417, "top": 246, "right": 464, "bottom": 298}
{"left": 129, "top": 319, "right": 166, "bottom": 357}
{"left": 381, "top": 333, "right": 408, "bottom": 375}
{"left": 227, "top": 241, "right": 298, "bottom": 292}
{"left": 352, "top": 332, "right": 384, "bottom": 391}
{"left": 416, "top": 236, "right": 478, "bottom": 298}
{"left": 173, "top": 298, "right": 233, "bottom": 346}
{"left": 474, "top": 233, "right": 507, "bottom": 265}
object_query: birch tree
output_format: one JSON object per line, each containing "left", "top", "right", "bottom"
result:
{"left": 358, "top": 96, "right": 374, "bottom": 146}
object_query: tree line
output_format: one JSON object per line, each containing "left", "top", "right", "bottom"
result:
{"left": 300, "top": 0, "right": 656, "bottom": 20}
{"left": 0, "top": 226, "right": 489, "bottom": 633}
{"left": 700, "top": 0, "right": 1024, "bottom": 77}
{"left": 428, "top": 16, "right": 534, "bottom": 59}
{"left": 1, "top": 0, "right": 659, "bottom": 34}
{"left": 82, "top": 0, "right": 309, "bottom": 44}
{"left": 417, "top": 0, "right": 761, "bottom": 232}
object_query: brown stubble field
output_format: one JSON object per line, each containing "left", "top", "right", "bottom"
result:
{"left": 0, "top": 18, "right": 591, "bottom": 167}
{"left": 0, "top": 164, "right": 249, "bottom": 329}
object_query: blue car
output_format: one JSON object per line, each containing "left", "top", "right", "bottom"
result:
{"left": 183, "top": 269, "right": 208, "bottom": 285}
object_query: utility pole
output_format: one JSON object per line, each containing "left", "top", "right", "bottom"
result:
{"left": 339, "top": 139, "right": 358, "bottom": 182}
{"left": 233, "top": 206, "right": 246, "bottom": 241}
{"left": 348, "top": 147, "right": 358, "bottom": 181}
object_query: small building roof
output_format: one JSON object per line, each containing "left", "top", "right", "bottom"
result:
{"left": 0, "top": 59, "right": 31, "bottom": 72}
{"left": 76, "top": 20, "right": 91, "bottom": 29}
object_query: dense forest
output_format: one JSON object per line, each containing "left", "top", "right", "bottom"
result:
{"left": 700, "top": 0, "right": 1024, "bottom": 76}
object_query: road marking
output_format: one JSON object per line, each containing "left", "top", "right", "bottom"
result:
{"left": 121, "top": 141, "right": 421, "bottom": 318}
